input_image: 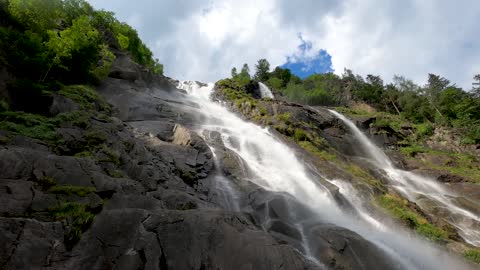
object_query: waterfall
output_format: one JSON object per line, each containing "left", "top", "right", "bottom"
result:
{"left": 177, "top": 81, "right": 473, "bottom": 269}
{"left": 329, "top": 109, "right": 480, "bottom": 247}
{"left": 258, "top": 82, "right": 274, "bottom": 99}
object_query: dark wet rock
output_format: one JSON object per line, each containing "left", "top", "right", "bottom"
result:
{"left": 49, "top": 94, "right": 79, "bottom": 115}
{"left": 0, "top": 218, "right": 66, "bottom": 269}
{"left": 142, "top": 210, "right": 320, "bottom": 270}
{"left": 0, "top": 180, "right": 33, "bottom": 217}
{"left": 306, "top": 224, "right": 400, "bottom": 270}
{"left": 8, "top": 136, "right": 49, "bottom": 152}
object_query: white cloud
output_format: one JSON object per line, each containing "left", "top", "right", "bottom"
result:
{"left": 86, "top": 0, "right": 480, "bottom": 89}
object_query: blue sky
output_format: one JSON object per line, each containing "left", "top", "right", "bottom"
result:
{"left": 86, "top": 0, "right": 480, "bottom": 89}
{"left": 281, "top": 37, "right": 334, "bottom": 78}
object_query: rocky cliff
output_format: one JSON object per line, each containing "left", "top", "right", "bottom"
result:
{"left": 0, "top": 51, "right": 427, "bottom": 270}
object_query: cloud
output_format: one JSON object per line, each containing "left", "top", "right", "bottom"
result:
{"left": 86, "top": 0, "right": 480, "bottom": 89}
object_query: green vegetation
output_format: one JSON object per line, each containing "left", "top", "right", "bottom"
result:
{"left": 99, "top": 144, "right": 121, "bottom": 165}
{"left": 36, "top": 175, "right": 57, "bottom": 188}
{"left": 298, "top": 141, "right": 337, "bottom": 161}
{"left": 59, "top": 85, "right": 111, "bottom": 112}
{"left": 0, "top": 111, "right": 60, "bottom": 142}
{"left": 0, "top": 0, "right": 162, "bottom": 115}
{"left": 464, "top": 249, "right": 480, "bottom": 264}
{"left": 399, "top": 144, "right": 429, "bottom": 157}
{"left": 234, "top": 59, "right": 480, "bottom": 145}
{"left": 49, "top": 185, "right": 96, "bottom": 197}
{"left": 377, "top": 194, "right": 449, "bottom": 242}
{"left": 50, "top": 201, "right": 96, "bottom": 249}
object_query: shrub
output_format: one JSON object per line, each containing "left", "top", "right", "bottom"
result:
{"left": 50, "top": 202, "right": 96, "bottom": 249}
{"left": 49, "top": 185, "right": 96, "bottom": 197}
{"left": 293, "top": 128, "right": 308, "bottom": 142}
{"left": 377, "top": 194, "right": 448, "bottom": 241}
{"left": 464, "top": 249, "right": 480, "bottom": 264}
{"left": 414, "top": 123, "right": 434, "bottom": 138}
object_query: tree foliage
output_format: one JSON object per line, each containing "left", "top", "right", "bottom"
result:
{"left": 0, "top": 0, "right": 164, "bottom": 113}
{"left": 254, "top": 58, "right": 270, "bottom": 82}
{"left": 248, "top": 58, "right": 480, "bottom": 144}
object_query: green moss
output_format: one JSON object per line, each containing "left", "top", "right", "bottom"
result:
{"left": 74, "top": 150, "right": 95, "bottom": 158}
{"left": 99, "top": 144, "right": 121, "bottom": 165}
{"left": 180, "top": 169, "right": 196, "bottom": 186}
{"left": 83, "top": 129, "right": 107, "bottom": 146}
{"left": 258, "top": 106, "right": 268, "bottom": 116}
{"left": 0, "top": 110, "right": 93, "bottom": 143}
{"left": 53, "top": 111, "right": 91, "bottom": 128}
{"left": 402, "top": 147, "right": 480, "bottom": 183}
{"left": 399, "top": 144, "right": 429, "bottom": 157}
{"left": 105, "top": 168, "right": 123, "bottom": 178}
{"left": 413, "top": 122, "right": 434, "bottom": 138}
{"left": 276, "top": 112, "right": 291, "bottom": 125}
{"left": 293, "top": 128, "right": 309, "bottom": 142}
{"left": 59, "top": 85, "right": 111, "bottom": 112}
{"left": 344, "top": 164, "right": 384, "bottom": 190}
{"left": 464, "top": 249, "right": 480, "bottom": 264}
{"left": 50, "top": 202, "right": 96, "bottom": 249}
{"left": 49, "top": 185, "right": 96, "bottom": 197}
{"left": 298, "top": 141, "right": 337, "bottom": 161}
{"left": 0, "top": 112, "right": 59, "bottom": 142}
{"left": 36, "top": 176, "right": 57, "bottom": 189}
{"left": 370, "top": 113, "right": 409, "bottom": 134}
{"left": 335, "top": 107, "right": 375, "bottom": 117}
{"left": 377, "top": 194, "right": 448, "bottom": 242}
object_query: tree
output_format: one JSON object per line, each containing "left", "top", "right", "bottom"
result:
{"left": 240, "top": 63, "right": 250, "bottom": 78}
{"left": 231, "top": 67, "right": 238, "bottom": 78}
{"left": 63, "top": 0, "right": 94, "bottom": 26}
{"left": 254, "top": 58, "right": 270, "bottom": 81}
{"left": 270, "top": 67, "right": 292, "bottom": 87}
{"left": 473, "top": 74, "right": 480, "bottom": 98}
{"left": 8, "top": 0, "right": 63, "bottom": 31}
{"left": 423, "top": 74, "right": 450, "bottom": 120}
{"left": 44, "top": 15, "right": 99, "bottom": 80}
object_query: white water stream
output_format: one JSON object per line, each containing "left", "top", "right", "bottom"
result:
{"left": 176, "top": 81, "right": 473, "bottom": 269}
{"left": 329, "top": 110, "right": 480, "bottom": 247}
{"left": 258, "top": 82, "right": 275, "bottom": 99}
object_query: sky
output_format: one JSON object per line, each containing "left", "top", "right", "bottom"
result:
{"left": 86, "top": 0, "right": 480, "bottom": 89}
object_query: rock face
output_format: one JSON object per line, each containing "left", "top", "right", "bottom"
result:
{"left": 2, "top": 54, "right": 476, "bottom": 270}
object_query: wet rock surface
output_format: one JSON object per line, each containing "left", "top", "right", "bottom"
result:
{"left": 1, "top": 54, "right": 477, "bottom": 270}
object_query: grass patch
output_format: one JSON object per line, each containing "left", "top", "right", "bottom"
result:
{"left": 399, "top": 144, "right": 430, "bottom": 157}
{"left": 105, "top": 168, "right": 123, "bottom": 178}
{"left": 344, "top": 164, "right": 384, "bottom": 190}
{"left": 413, "top": 122, "right": 434, "bottom": 138}
{"left": 0, "top": 110, "right": 93, "bottom": 144}
{"left": 402, "top": 147, "right": 480, "bottom": 183}
{"left": 59, "top": 85, "right": 111, "bottom": 112}
{"left": 35, "top": 176, "right": 57, "bottom": 189}
{"left": 464, "top": 249, "right": 480, "bottom": 264}
{"left": 49, "top": 185, "right": 96, "bottom": 197}
{"left": 50, "top": 202, "right": 96, "bottom": 249}
{"left": 377, "top": 194, "right": 448, "bottom": 242}
{"left": 99, "top": 145, "right": 121, "bottom": 166}
{"left": 298, "top": 141, "right": 337, "bottom": 161}
{"left": 335, "top": 106, "right": 376, "bottom": 117}
{"left": 276, "top": 112, "right": 291, "bottom": 125}
{"left": 0, "top": 111, "right": 59, "bottom": 142}
{"left": 293, "top": 128, "right": 309, "bottom": 142}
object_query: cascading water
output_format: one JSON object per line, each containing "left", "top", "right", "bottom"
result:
{"left": 176, "top": 81, "right": 473, "bottom": 269}
{"left": 258, "top": 82, "right": 275, "bottom": 99}
{"left": 329, "top": 109, "right": 480, "bottom": 247}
